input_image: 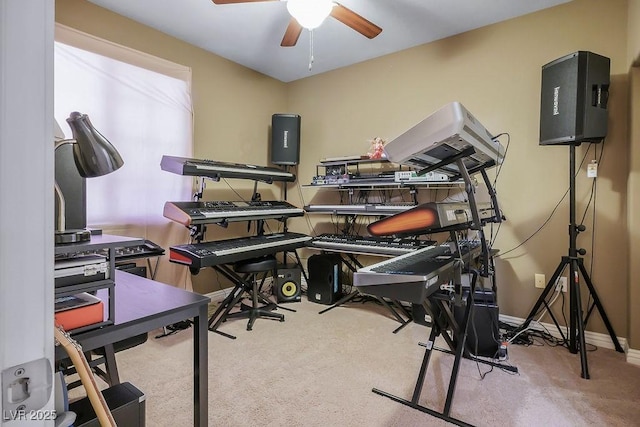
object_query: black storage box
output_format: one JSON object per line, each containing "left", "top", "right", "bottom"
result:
{"left": 69, "top": 381, "right": 145, "bottom": 427}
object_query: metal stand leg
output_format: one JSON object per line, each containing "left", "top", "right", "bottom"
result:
{"left": 511, "top": 145, "right": 623, "bottom": 379}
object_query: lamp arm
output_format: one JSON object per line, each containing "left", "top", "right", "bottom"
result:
{"left": 55, "top": 180, "right": 66, "bottom": 232}
{"left": 54, "top": 139, "right": 76, "bottom": 233}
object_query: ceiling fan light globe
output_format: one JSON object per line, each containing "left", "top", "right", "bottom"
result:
{"left": 286, "top": 0, "right": 334, "bottom": 30}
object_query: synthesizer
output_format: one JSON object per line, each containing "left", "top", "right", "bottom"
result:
{"left": 368, "top": 201, "right": 495, "bottom": 236}
{"left": 160, "top": 155, "right": 296, "bottom": 183}
{"left": 308, "top": 234, "right": 435, "bottom": 257}
{"left": 383, "top": 102, "right": 505, "bottom": 175}
{"left": 164, "top": 200, "right": 304, "bottom": 226}
{"left": 169, "top": 232, "right": 312, "bottom": 269}
{"left": 304, "top": 203, "right": 415, "bottom": 216}
{"left": 353, "top": 241, "right": 481, "bottom": 303}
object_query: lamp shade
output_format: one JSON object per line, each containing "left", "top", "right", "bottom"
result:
{"left": 287, "top": 0, "right": 334, "bottom": 30}
{"left": 66, "top": 112, "right": 124, "bottom": 178}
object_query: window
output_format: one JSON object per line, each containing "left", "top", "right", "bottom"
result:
{"left": 54, "top": 25, "right": 193, "bottom": 287}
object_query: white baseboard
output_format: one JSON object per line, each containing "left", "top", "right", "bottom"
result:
{"left": 626, "top": 348, "right": 640, "bottom": 366}
{"left": 499, "top": 313, "right": 640, "bottom": 364}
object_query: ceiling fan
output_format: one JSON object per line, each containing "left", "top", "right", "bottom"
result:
{"left": 211, "top": 0, "right": 382, "bottom": 47}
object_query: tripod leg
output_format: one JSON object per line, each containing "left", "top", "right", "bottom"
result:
{"left": 577, "top": 261, "right": 624, "bottom": 352}
{"left": 570, "top": 260, "right": 589, "bottom": 379}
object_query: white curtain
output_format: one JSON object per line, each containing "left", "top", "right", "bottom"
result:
{"left": 54, "top": 34, "right": 194, "bottom": 288}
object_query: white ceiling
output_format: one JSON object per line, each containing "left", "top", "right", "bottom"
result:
{"left": 87, "top": 0, "right": 571, "bottom": 83}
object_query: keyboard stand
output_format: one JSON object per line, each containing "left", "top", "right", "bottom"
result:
{"left": 371, "top": 272, "right": 517, "bottom": 427}
{"left": 317, "top": 253, "right": 412, "bottom": 332}
{"left": 207, "top": 264, "right": 295, "bottom": 339}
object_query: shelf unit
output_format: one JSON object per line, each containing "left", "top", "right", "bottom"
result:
{"left": 55, "top": 234, "right": 145, "bottom": 333}
{"left": 305, "top": 158, "right": 465, "bottom": 207}
{"left": 307, "top": 158, "right": 463, "bottom": 193}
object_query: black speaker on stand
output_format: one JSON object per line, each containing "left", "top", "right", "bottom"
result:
{"left": 513, "top": 51, "right": 624, "bottom": 379}
{"left": 271, "top": 113, "right": 301, "bottom": 165}
{"left": 539, "top": 51, "right": 610, "bottom": 145}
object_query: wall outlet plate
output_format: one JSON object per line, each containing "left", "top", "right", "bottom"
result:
{"left": 557, "top": 277, "right": 568, "bottom": 292}
{"left": 535, "top": 273, "right": 546, "bottom": 289}
{"left": 2, "top": 357, "right": 52, "bottom": 416}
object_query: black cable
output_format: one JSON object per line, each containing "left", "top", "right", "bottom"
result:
{"left": 496, "top": 145, "right": 593, "bottom": 258}
{"left": 491, "top": 132, "right": 510, "bottom": 187}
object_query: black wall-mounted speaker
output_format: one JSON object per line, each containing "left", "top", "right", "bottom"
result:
{"left": 274, "top": 264, "right": 302, "bottom": 303}
{"left": 307, "top": 254, "right": 342, "bottom": 305}
{"left": 539, "top": 51, "right": 610, "bottom": 145}
{"left": 271, "top": 113, "right": 301, "bottom": 165}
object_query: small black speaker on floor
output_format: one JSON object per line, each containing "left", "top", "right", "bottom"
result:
{"left": 271, "top": 113, "right": 301, "bottom": 165}
{"left": 307, "top": 254, "right": 342, "bottom": 305}
{"left": 274, "top": 264, "right": 302, "bottom": 303}
{"left": 539, "top": 51, "right": 610, "bottom": 145}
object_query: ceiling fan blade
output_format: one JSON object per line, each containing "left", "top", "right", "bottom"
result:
{"left": 211, "top": 0, "right": 277, "bottom": 4}
{"left": 281, "top": 18, "right": 303, "bottom": 47}
{"left": 331, "top": 3, "right": 382, "bottom": 39}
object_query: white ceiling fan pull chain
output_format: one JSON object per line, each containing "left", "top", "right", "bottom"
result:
{"left": 309, "top": 29, "right": 314, "bottom": 71}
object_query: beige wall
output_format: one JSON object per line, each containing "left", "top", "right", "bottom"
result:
{"left": 287, "top": 0, "right": 630, "bottom": 338}
{"left": 628, "top": 0, "right": 640, "bottom": 66}
{"left": 56, "top": 0, "right": 636, "bottom": 343}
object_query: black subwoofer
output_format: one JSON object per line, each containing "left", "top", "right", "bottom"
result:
{"left": 307, "top": 254, "right": 342, "bottom": 305}
{"left": 274, "top": 264, "right": 302, "bottom": 303}
{"left": 539, "top": 51, "right": 610, "bottom": 145}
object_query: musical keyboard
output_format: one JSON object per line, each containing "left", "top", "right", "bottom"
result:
{"left": 164, "top": 200, "right": 304, "bottom": 226}
{"left": 308, "top": 234, "right": 435, "bottom": 257}
{"left": 160, "top": 155, "right": 296, "bottom": 183}
{"left": 368, "top": 201, "right": 496, "bottom": 236}
{"left": 169, "top": 232, "right": 312, "bottom": 269}
{"left": 304, "top": 203, "right": 415, "bottom": 216}
{"left": 353, "top": 241, "right": 481, "bottom": 303}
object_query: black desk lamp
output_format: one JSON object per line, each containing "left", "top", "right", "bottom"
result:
{"left": 55, "top": 112, "right": 124, "bottom": 244}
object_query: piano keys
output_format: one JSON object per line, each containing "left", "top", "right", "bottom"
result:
{"left": 164, "top": 200, "right": 304, "bottom": 226}
{"left": 367, "top": 201, "right": 496, "bottom": 236}
{"left": 169, "top": 232, "right": 312, "bottom": 269}
{"left": 353, "top": 241, "right": 481, "bottom": 303}
{"left": 308, "top": 233, "right": 435, "bottom": 257}
{"left": 304, "top": 203, "right": 415, "bottom": 216}
{"left": 160, "top": 155, "right": 296, "bottom": 183}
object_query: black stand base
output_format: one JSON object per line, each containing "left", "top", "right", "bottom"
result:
{"left": 207, "top": 265, "right": 285, "bottom": 339}
{"left": 513, "top": 144, "right": 623, "bottom": 379}
{"left": 515, "top": 256, "right": 623, "bottom": 379}
{"left": 372, "top": 388, "right": 474, "bottom": 427}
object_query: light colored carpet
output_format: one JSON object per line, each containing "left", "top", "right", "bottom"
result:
{"left": 111, "top": 298, "right": 640, "bottom": 426}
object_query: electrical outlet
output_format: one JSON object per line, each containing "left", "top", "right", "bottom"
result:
{"left": 534, "top": 273, "right": 546, "bottom": 289}
{"left": 556, "top": 277, "right": 568, "bottom": 292}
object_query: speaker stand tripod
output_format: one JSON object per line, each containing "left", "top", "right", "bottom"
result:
{"left": 515, "top": 144, "right": 623, "bottom": 378}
